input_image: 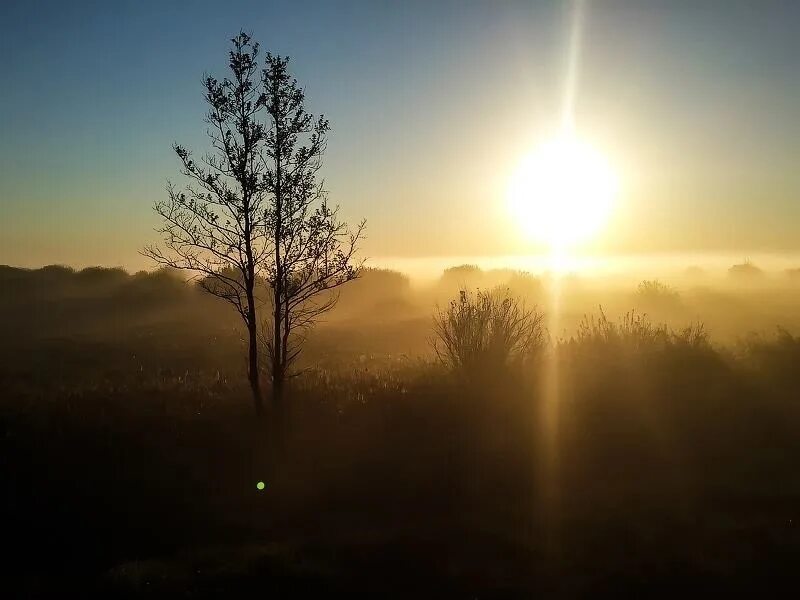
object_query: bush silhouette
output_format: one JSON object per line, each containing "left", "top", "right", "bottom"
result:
{"left": 563, "top": 308, "right": 708, "bottom": 358}
{"left": 432, "top": 288, "right": 545, "bottom": 377}
{"left": 636, "top": 279, "right": 679, "bottom": 301}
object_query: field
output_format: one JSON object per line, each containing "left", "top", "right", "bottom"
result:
{"left": 3, "top": 264, "right": 800, "bottom": 597}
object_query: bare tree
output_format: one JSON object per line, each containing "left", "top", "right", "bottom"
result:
{"left": 143, "top": 33, "right": 269, "bottom": 415}
{"left": 260, "top": 53, "right": 365, "bottom": 412}
{"left": 144, "top": 34, "right": 364, "bottom": 419}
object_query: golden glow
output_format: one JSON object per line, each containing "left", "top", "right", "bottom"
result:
{"left": 507, "top": 132, "right": 618, "bottom": 251}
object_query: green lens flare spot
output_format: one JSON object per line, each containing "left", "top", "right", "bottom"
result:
{"left": 256, "top": 481, "right": 265, "bottom": 491}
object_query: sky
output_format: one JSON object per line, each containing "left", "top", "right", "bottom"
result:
{"left": 1, "top": 0, "right": 799, "bottom": 270}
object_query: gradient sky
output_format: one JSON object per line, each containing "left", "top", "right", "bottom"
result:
{"left": 1, "top": 0, "right": 799, "bottom": 269}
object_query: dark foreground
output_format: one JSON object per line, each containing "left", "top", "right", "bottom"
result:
{"left": 3, "top": 266, "right": 800, "bottom": 597}
{"left": 4, "top": 350, "right": 800, "bottom": 598}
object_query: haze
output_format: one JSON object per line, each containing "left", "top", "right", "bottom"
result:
{"left": 4, "top": 1, "right": 800, "bottom": 597}
{"left": 2, "top": 0, "right": 800, "bottom": 270}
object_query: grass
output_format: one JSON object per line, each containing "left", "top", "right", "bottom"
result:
{"left": 3, "top": 266, "right": 800, "bottom": 596}
{"left": 5, "top": 330, "right": 800, "bottom": 597}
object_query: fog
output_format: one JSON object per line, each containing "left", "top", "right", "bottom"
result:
{"left": 5, "top": 258, "right": 800, "bottom": 596}
{"left": 3, "top": 256, "right": 800, "bottom": 382}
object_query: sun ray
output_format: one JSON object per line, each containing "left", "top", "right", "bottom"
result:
{"left": 561, "top": 0, "right": 585, "bottom": 133}
{"left": 539, "top": 0, "right": 587, "bottom": 559}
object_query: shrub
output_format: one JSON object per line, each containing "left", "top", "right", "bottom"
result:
{"left": 742, "top": 327, "right": 800, "bottom": 381}
{"left": 335, "top": 267, "right": 412, "bottom": 314}
{"left": 431, "top": 288, "right": 546, "bottom": 376}
{"left": 563, "top": 308, "right": 709, "bottom": 357}
{"left": 636, "top": 279, "right": 680, "bottom": 308}
{"left": 637, "top": 279, "right": 677, "bottom": 297}
{"left": 571, "top": 309, "right": 668, "bottom": 353}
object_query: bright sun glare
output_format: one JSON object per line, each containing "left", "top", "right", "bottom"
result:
{"left": 508, "top": 133, "right": 618, "bottom": 252}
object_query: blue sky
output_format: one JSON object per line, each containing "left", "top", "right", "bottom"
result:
{"left": 1, "top": 0, "right": 799, "bottom": 268}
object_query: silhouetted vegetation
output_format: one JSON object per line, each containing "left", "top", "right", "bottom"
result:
{"left": 636, "top": 278, "right": 680, "bottom": 304}
{"left": 144, "top": 33, "right": 364, "bottom": 418}
{"left": 432, "top": 288, "right": 545, "bottom": 378}
{"left": 4, "top": 262, "right": 800, "bottom": 596}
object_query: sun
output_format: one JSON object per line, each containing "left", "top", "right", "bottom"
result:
{"left": 508, "top": 133, "right": 618, "bottom": 252}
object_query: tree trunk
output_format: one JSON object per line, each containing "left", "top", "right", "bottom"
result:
{"left": 273, "top": 116, "right": 284, "bottom": 418}
{"left": 271, "top": 281, "right": 287, "bottom": 449}
{"left": 273, "top": 369, "right": 285, "bottom": 410}
{"left": 247, "top": 312, "right": 263, "bottom": 416}
{"left": 272, "top": 293, "right": 283, "bottom": 404}
{"left": 270, "top": 358, "right": 287, "bottom": 455}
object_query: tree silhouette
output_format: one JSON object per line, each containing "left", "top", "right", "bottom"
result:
{"left": 145, "top": 33, "right": 364, "bottom": 419}
{"left": 260, "top": 53, "right": 365, "bottom": 413}
{"left": 144, "top": 33, "right": 269, "bottom": 415}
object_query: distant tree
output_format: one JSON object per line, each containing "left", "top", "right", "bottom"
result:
{"left": 506, "top": 271, "right": 543, "bottom": 300}
{"left": 259, "top": 53, "right": 365, "bottom": 414}
{"left": 442, "top": 264, "right": 482, "bottom": 280}
{"left": 336, "top": 267, "right": 411, "bottom": 310}
{"left": 76, "top": 266, "right": 128, "bottom": 287}
{"left": 728, "top": 259, "right": 763, "bottom": 280}
{"left": 144, "top": 33, "right": 270, "bottom": 415}
{"left": 439, "top": 264, "right": 483, "bottom": 294}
